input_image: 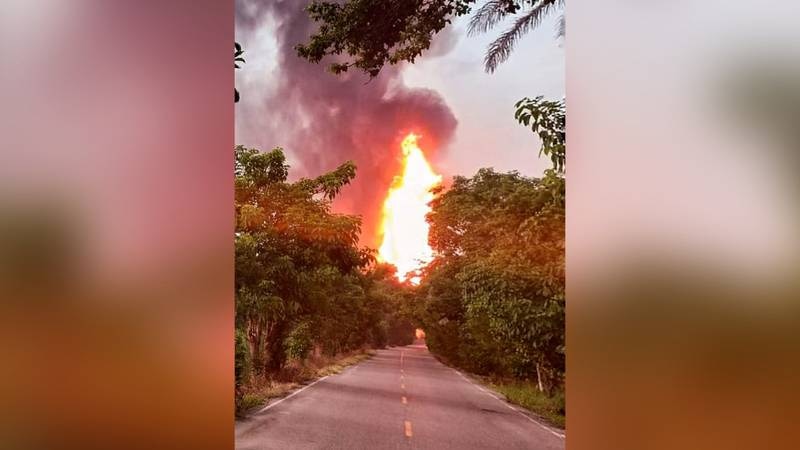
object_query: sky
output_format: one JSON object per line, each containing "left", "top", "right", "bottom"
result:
{"left": 401, "top": 14, "right": 565, "bottom": 178}
{"left": 236, "top": 6, "right": 564, "bottom": 179}
{"left": 235, "top": 2, "right": 565, "bottom": 246}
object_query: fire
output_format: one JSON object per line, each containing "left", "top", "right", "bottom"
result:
{"left": 378, "top": 133, "right": 442, "bottom": 284}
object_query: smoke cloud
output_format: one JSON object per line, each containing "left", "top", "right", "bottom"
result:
{"left": 235, "top": 0, "right": 458, "bottom": 248}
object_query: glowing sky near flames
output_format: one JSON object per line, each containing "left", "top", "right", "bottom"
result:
{"left": 378, "top": 134, "right": 442, "bottom": 283}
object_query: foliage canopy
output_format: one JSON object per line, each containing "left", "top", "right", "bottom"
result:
{"left": 234, "top": 146, "right": 415, "bottom": 411}
{"left": 418, "top": 168, "right": 565, "bottom": 390}
{"left": 235, "top": 42, "right": 245, "bottom": 103}
{"left": 297, "top": 0, "right": 563, "bottom": 76}
{"left": 515, "top": 96, "right": 566, "bottom": 172}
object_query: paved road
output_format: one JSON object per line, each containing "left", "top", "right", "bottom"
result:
{"left": 235, "top": 344, "right": 565, "bottom": 449}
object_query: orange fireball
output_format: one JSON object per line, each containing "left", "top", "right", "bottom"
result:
{"left": 377, "top": 133, "right": 442, "bottom": 283}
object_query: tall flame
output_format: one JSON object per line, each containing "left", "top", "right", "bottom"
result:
{"left": 378, "top": 133, "right": 442, "bottom": 283}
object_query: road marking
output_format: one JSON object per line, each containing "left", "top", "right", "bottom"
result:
{"left": 451, "top": 368, "right": 565, "bottom": 439}
{"left": 404, "top": 420, "right": 413, "bottom": 437}
{"left": 401, "top": 382, "right": 405, "bottom": 389}
{"left": 256, "top": 376, "right": 330, "bottom": 414}
{"left": 401, "top": 396, "right": 407, "bottom": 405}
{"left": 400, "top": 374, "right": 404, "bottom": 381}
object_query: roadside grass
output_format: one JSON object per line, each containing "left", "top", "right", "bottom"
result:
{"left": 237, "top": 349, "right": 375, "bottom": 417}
{"left": 239, "top": 393, "right": 268, "bottom": 412}
{"left": 486, "top": 380, "right": 565, "bottom": 429}
{"left": 315, "top": 352, "right": 373, "bottom": 377}
{"left": 429, "top": 354, "right": 564, "bottom": 429}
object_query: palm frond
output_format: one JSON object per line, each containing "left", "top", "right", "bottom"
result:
{"left": 467, "top": 0, "right": 509, "bottom": 36}
{"left": 484, "top": 0, "right": 560, "bottom": 73}
{"left": 556, "top": 14, "right": 565, "bottom": 38}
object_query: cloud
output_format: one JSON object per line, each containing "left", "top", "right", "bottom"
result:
{"left": 235, "top": 0, "right": 458, "bottom": 248}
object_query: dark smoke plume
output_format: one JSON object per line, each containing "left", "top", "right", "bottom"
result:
{"left": 235, "top": 0, "right": 458, "bottom": 248}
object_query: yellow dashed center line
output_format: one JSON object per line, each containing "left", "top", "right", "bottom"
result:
{"left": 404, "top": 420, "right": 413, "bottom": 438}
{"left": 401, "top": 350, "right": 411, "bottom": 439}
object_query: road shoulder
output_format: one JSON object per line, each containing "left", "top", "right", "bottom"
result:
{"left": 236, "top": 349, "right": 375, "bottom": 419}
{"left": 430, "top": 354, "right": 566, "bottom": 436}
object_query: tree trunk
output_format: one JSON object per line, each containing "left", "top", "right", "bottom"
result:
{"left": 248, "top": 320, "right": 264, "bottom": 376}
{"left": 264, "top": 320, "right": 287, "bottom": 373}
{"left": 536, "top": 362, "right": 544, "bottom": 392}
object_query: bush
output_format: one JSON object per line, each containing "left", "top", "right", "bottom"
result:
{"left": 387, "top": 316, "right": 415, "bottom": 346}
{"left": 490, "top": 381, "right": 565, "bottom": 428}
{"left": 239, "top": 393, "right": 263, "bottom": 412}
{"left": 284, "top": 321, "right": 315, "bottom": 361}
{"left": 371, "top": 319, "right": 389, "bottom": 348}
{"left": 235, "top": 328, "right": 251, "bottom": 387}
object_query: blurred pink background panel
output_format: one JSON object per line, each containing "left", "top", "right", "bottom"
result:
{"left": 0, "top": 1, "right": 233, "bottom": 449}
{"left": 568, "top": 1, "right": 800, "bottom": 449}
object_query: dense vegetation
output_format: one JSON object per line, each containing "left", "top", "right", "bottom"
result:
{"left": 417, "top": 167, "right": 565, "bottom": 392}
{"left": 414, "top": 96, "right": 566, "bottom": 418}
{"left": 234, "top": 146, "right": 414, "bottom": 412}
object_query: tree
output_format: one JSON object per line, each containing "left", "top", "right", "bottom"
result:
{"left": 420, "top": 168, "right": 565, "bottom": 390}
{"left": 297, "top": 0, "right": 564, "bottom": 76}
{"left": 235, "top": 42, "right": 245, "bottom": 102}
{"left": 468, "top": 0, "right": 564, "bottom": 72}
{"left": 234, "top": 145, "right": 417, "bottom": 412}
{"left": 235, "top": 145, "right": 366, "bottom": 376}
{"left": 514, "top": 96, "right": 565, "bottom": 172}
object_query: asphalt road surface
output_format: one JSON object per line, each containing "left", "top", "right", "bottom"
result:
{"left": 235, "top": 343, "right": 565, "bottom": 449}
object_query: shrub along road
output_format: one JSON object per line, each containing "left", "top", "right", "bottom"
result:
{"left": 235, "top": 343, "right": 564, "bottom": 449}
